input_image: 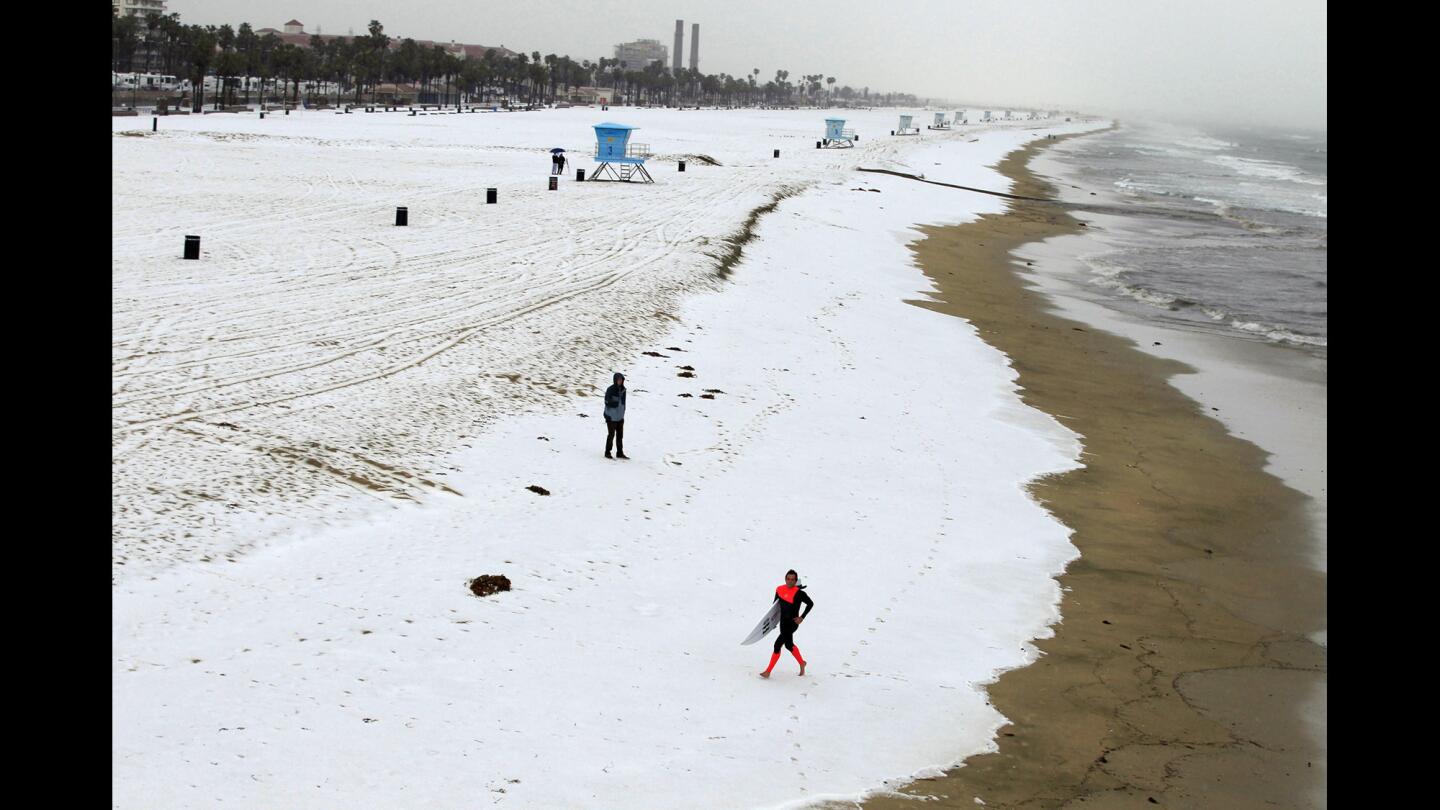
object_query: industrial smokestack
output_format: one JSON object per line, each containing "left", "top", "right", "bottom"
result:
{"left": 673, "top": 20, "right": 684, "bottom": 74}
{"left": 690, "top": 24, "right": 699, "bottom": 71}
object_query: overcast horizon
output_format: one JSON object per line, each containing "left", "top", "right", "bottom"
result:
{"left": 162, "top": 0, "right": 1326, "bottom": 132}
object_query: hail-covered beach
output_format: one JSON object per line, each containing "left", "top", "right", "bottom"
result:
{"left": 114, "top": 107, "right": 1322, "bottom": 808}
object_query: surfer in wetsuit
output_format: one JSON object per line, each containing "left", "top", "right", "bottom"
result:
{"left": 761, "top": 569, "right": 813, "bottom": 678}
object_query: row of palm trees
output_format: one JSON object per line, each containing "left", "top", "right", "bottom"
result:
{"left": 113, "top": 12, "right": 922, "bottom": 112}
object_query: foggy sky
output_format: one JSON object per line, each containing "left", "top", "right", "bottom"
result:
{"left": 168, "top": 0, "right": 1326, "bottom": 131}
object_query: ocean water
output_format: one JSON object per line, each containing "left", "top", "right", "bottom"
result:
{"left": 1046, "top": 121, "right": 1327, "bottom": 353}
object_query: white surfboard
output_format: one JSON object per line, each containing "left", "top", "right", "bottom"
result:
{"left": 741, "top": 600, "right": 783, "bottom": 645}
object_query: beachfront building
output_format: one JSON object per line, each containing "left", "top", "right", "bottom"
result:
{"left": 113, "top": 0, "right": 166, "bottom": 19}
{"left": 252, "top": 21, "right": 515, "bottom": 62}
{"left": 562, "top": 86, "right": 607, "bottom": 105}
{"left": 614, "top": 39, "right": 668, "bottom": 71}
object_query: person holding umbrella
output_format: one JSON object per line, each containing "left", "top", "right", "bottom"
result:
{"left": 550, "top": 148, "right": 567, "bottom": 175}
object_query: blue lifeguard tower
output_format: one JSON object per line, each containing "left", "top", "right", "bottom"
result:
{"left": 893, "top": 114, "right": 919, "bottom": 136}
{"left": 955, "top": 110, "right": 967, "bottom": 125}
{"left": 927, "top": 112, "right": 949, "bottom": 130}
{"left": 590, "top": 122, "right": 653, "bottom": 183}
{"left": 820, "top": 117, "right": 856, "bottom": 148}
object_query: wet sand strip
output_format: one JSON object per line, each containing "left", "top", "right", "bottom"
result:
{"left": 857, "top": 137, "right": 1327, "bottom": 809}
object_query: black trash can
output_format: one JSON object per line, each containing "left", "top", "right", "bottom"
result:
{"left": 773, "top": 149, "right": 780, "bottom": 158}
{"left": 576, "top": 169, "right": 586, "bottom": 182}
{"left": 678, "top": 160, "right": 686, "bottom": 172}
{"left": 396, "top": 206, "right": 408, "bottom": 226}
{"left": 548, "top": 176, "right": 558, "bottom": 191}
{"left": 486, "top": 188, "right": 497, "bottom": 204}
{"left": 184, "top": 235, "right": 200, "bottom": 260}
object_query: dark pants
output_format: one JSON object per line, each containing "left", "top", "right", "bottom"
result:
{"left": 605, "top": 418, "right": 624, "bottom": 455}
{"left": 773, "top": 622, "right": 800, "bottom": 654}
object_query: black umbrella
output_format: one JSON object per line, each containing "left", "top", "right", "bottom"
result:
{"left": 550, "top": 148, "right": 566, "bottom": 154}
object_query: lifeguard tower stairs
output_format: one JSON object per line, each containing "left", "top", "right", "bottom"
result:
{"left": 590, "top": 122, "right": 654, "bottom": 183}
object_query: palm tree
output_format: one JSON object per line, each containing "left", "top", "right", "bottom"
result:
{"left": 446, "top": 53, "right": 464, "bottom": 106}
{"left": 141, "top": 12, "right": 167, "bottom": 74}
{"left": 543, "top": 53, "right": 558, "bottom": 103}
{"left": 185, "top": 25, "right": 218, "bottom": 113}
{"left": 235, "top": 23, "right": 257, "bottom": 103}
{"left": 328, "top": 37, "right": 350, "bottom": 106}
{"left": 394, "top": 38, "right": 420, "bottom": 98}
{"left": 306, "top": 33, "right": 328, "bottom": 105}
{"left": 365, "top": 20, "right": 389, "bottom": 105}
{"left": 113, "top": 15, "right": 141, "bottom": 73}
{"left": 528, "top": 62, "right": 547, "bottom": 105}
{"left": 153, "top": 13, "right": 184, "bottom": 78}
{"left": 213, "top": 24, "right": 234, "bottom": 107}
{"left": 140, "top": 12, "right": 174, "bottom": 76}
{"left": 258, "top": 33, "right": 281, "bottom": 106}
{"left": 428, "top": 45, "right": 448, "bottom": 103}
{"left": 460, "top": 57, "right": 486, "bottom": 105}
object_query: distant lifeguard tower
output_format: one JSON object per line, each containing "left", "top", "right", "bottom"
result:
{"left": 893, "top": 114, "right": 919, "bottom": 136}
{"left": 820, "top": 117, "right": 856, "bottom": 148}
{"left": 982, "top": 110, "right": 993, "bottom": 122}
{"left": 927, "top": 112, "right": 949, "bottom": 130}
{"left": 590, "top": 122, "right": 653, "bottom": 183}
{"left": 955, "top": 110, "right": 966, "bottom": 125}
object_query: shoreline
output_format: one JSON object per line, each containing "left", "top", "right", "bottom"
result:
{"left": 1013, "top": 231, "right": 1328, "bottom": 585}
{"left": 862, "top": 137, "right": 1327, "bottom": 808}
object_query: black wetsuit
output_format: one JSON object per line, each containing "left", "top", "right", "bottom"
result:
{"left": 773, "top": 587, "right": 814, "bottom": 654}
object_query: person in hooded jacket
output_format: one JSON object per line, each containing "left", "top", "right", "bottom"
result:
{"left": 604, "top": 372, "right": 628, "bottom": 459}
{"left": 761, "top": 569, "right": 813, "bottom": 678}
